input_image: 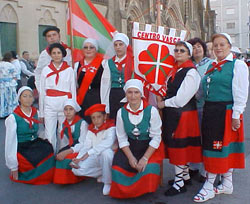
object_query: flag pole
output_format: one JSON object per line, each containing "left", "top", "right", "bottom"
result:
{"left": 68, "top": 0, "right": 74, "bottom": 67}
{"left": 156, "top": 0, "right": 161, "bottom": 27}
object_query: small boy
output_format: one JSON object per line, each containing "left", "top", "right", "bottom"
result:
{"left": 53, "top": 99, "right": 88, "bottom": 184}
{"left": 71, "top": 104, "right": 116, "bottom": 195}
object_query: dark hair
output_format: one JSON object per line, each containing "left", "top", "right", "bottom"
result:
{"left": 43, "top": 26, "right": 60, "bottom": 37}
{"left": 187, "top": 38, "right": 207, "bottom": 57}
{"left": 48, "top": 43, "right": 67, "bottom": 57}
{"left": 22, "top": 51, "right": 29, "bottom": 55}
{"left": 175, "top": 41, "right": 191, "bottom": 56}
{"left": 10, "top": 51, "right": 17, "bottom": 59}
{"left": 2, "top": 52, "right": 12, "bottom": 62}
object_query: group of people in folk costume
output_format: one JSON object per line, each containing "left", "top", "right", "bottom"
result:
{"left": 4, "top": 25, "right": 249, "bottom": 202}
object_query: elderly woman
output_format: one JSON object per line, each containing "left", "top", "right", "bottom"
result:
{"left": 158, "top": 41, "right": 202, "bottom": 196}
{"left": 5, "top": 86, "right": 54, "bottom": 184}
{"left": 39, "top": 43, "right": 76, "bottom": 151}
{"left": 74, "top": 38, "right": 104, "bottom": 124}
{"left": 101, "top": 33, "right": 133, "bottom": 120}
{"left": 193, "top": 33, "right": 249, "bottom": 202}
{"left": 0, "top": 52, "right": 18, "bottom": 118}
{"left": 110, "top": 79, "right": 164, "bottom": 198}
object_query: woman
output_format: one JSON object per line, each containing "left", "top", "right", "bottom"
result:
{"left": 39, "top": 43, "right": 76, "bottom": 151}
{"left": 5, "top": 86, "right": 55, "bottom": 184}
{"left": 10, "top": 51, "right": 22, "bottom": 90}
{"left": 53, "top": 99, "right": 88, "bottom": 184}
{"left": 74, "top": 38, "right": 104, "bottom": 124}
{"left": 110, "top": 79, "right": 164, "bottom": 198}
{"left": 187, "top": 37, "right": 212, "bottom": 182}
{"left": 158, "top": 41, "right": 202, "bottom": 196}
{"left": 0, "top": 52, "right": 18, "bottom": 118}
{"left": 193, "top": 33, "right": 249, "bottom": 202}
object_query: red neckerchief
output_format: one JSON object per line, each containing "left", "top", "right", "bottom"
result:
{"left": 205, "top": 60, "right": 228, "bottom": 75}
{"left": 46, "top": 42, "right": 70, "bottom": 54}
{"left": 88, "top": 119, "right": 115, "bottom": 135}
{"left": 171, "top": 60, "right": 195, "bottom": 82}
{"left": 46, "top": 61, "right": 70, "bottom": 85}
{"left": 13, "top": 106, "right": 41, "bottom": 128}
{"left": 113, "top": 56, "right": 127, "bottom": 71}
{"left": 77, "top": 55, "right": 103, "bottom": 105}
{"left": 60, "top": 115, "right": 82, "bottom": 146}
{"left": 123, "top": 99, "right": 149, "bottom": 115}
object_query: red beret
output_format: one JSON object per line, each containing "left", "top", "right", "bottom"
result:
{"left": 85, "top": 104, "right": 106, "bottom": 116}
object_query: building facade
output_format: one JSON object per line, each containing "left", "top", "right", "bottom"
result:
{"left": 0, "top": 0, "right": 215, "bottom": 59}
{"left": 210, "top": 0, "right": 250, "bottom": 50}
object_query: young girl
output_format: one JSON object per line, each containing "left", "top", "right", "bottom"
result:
{"left": 39, "top": 43, "right": 76, "bottom": 151}
{"left": 5, "top": 86, "right": 55, "bottom": 184}
{"left": 53, "top": 99, "right": 88, "bottom": 184}
{"left": 71, "top": 104, "right": 116, "bottom": 195}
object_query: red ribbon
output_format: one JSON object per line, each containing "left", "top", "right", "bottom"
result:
{"left": 60, "top": 115, "right": 82, "bottom": 146}
{"left": 171, "top": 60, "right": 195, "bottom": 82}
{"left": 13, "top": 106, "right": 41, "bottom": 128}
{"left": 46, "top": 61, "right": 70, "bottom": 85}
{"left": 205, "top": 60, "right": 228, "bottom": 75}
{"left": 88, "top": 119, "right": 115, "bottom": 135}
{"left": 123, "top": 99, "right": 149, "bottom": 115}
{"left": 113, "top": 56, "right": 127, "bottom": 72}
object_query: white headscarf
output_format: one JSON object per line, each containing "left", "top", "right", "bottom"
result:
{"left": 178, "top": 41, "right": 193, "bottom": 56}
{"left": 63, "top": 99, "right": 81, "bottom": 112}
{"left": 82, "top": 38, "right": 98, "bottom": 50}
{"left": 220, "top": 33, "right": 232, "bottom": 45}
{"left": 17, "top": 86, "right": 33, "bottom": 100}
{"left": 121, "top": 79, "right": 144, "bottom": 103}
{"left": 113, "top": 33, "right": 129, "bottom": 47}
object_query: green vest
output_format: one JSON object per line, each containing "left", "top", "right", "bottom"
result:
{"left": 121, "top": 105, "right": 152, "bottom": 140}
{"left": 63, "top": 119, "right": 83, "bottom": 142}
{"left": 202, "top": 59, "right": 236, "bottom": 102}
{"left": 13, "top": 113, "right": 39, "bottom": 143}
{"left": 108, "top": 58, "right": 125, "bottom": 88}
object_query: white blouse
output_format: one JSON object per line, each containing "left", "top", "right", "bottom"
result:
{"left": 116, "top": 100, "right": 162, "bottom": 149}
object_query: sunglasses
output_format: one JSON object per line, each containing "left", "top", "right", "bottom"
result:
{"left": 83, "top": 46, "right": 95, "bottom": 50}
{"left": 174, "top": 48, "right": 187, "bottom": 53}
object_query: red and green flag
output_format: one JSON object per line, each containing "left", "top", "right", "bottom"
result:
{"left": 67, "top": 0, "right": 117, "bottom": 62}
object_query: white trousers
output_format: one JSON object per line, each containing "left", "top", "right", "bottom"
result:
{"left": 72, "top": 149, "right": 114, "bottom": 184}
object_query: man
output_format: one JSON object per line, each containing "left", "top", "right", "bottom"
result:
{"left": 34, "top": 27, "right": 72, "bottom": 91}
{"left": 19, "top": 51, "right": 35, "bottom": 86}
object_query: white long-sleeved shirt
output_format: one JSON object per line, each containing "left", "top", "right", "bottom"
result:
{"left": 39, "top": 62, "right": 76, "bottom": 117}
{"left": 59, "top": 119, "right": 88, "bottom": 151}
{"left": 11, "top": 59, "right": 21, "bottom": 80}
{"left": 5, "top": 110, "right": 36, "bottom": 171}
{"left": 116, "top": 101, "right": 162, "bottom": 149}
{"left": 76, "top": 126, "right": 116, "bottom": 158}
{"left": 35, "top": 47, "right": 72, "bottom": 92}
{"left": 19, "top": 60, "right": 35, "bottom": 77}
{"left": 101, "top": 55, "right": 127, "bottom": 113}
{"left": 164, "top": 68, "right": 201, "bottom": 108}
{"left": 211, "top": 53, "right": 249, "bottom": 119}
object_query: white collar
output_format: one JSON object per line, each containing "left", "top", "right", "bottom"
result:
{"left": 214, "top": 52, "right": 233, "bottom": 63}
{"left": 126, "top": 100, "right": 143, "bottom": 112}
{"left": 115, "top": 54, "right": 127, "bottom": 63}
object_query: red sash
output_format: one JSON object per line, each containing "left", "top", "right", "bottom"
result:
{"left": 77, "top": 55, "right": 103, "bottom": 105}
{"left": 13, "top": 106, "right": 41, "bottom": 128}
{"left": 88, "top": 119, "right": 115, "bottom": 135}
{"left": 46, "top": 61, "right": 70, "bottom": 85}
{"left": 60, "top": 115, "right": 82, "bottom": 146}
{"left": 46, "top": 89, "right": 72, "bottom": 98}
{"left": 171, "top": 60, "right": 195, "bottom": 81}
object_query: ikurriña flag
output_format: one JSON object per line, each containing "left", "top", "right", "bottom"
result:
{"left": 67, "top": 0, "right": 117, "bottom": 62}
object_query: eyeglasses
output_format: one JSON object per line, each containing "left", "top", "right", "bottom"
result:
{"left": 83, "top": 46, "right": 95, "bottom": 50}
{"left": 174, "top": 48, "right": 187, "bottom": 53}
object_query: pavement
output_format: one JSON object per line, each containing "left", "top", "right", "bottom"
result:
{"left": 0, "top": 100, "right": 249, "bottom": 204}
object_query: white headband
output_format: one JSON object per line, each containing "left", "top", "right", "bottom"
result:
{"left": 17, "top": 86, "right": 33, "bottom": 100}
{"left": 178, "top": 41, "right": 193, "bottom": 56}
{"left": 83, "top": 38, "right": 98, "bottom": 50}
{"left": 220, "top": 33, "right": 232, "bottom": 45}
{"left": 63, "top": 99, "right": 81, "bottom": 112}
{"left": 113, "top": 33, "right": 129, "bottom": 47}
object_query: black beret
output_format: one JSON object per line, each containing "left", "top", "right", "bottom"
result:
{"left": 43, "top": 26, "right": 60, "bottom": 37}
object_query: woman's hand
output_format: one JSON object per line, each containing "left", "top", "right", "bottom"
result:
{"left": 128, "top": 156, "right": 138, "bottom": 169}
{"left": 136, "top": 157, "right": 148, "bottom": 173}
{"left": 11, "top": 170, "right": 18, "bottom": 180}
{"left": 56, "top": 151, "right": 67, "bottom": 161}
{"left": 232, "top": 118, "right": 241, "bottom": 131}
{"left": 157, "top": 101, "right": 165, "bottom": 109}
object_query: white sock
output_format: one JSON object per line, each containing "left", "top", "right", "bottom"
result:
{"left": 183, "top": 164, "right": 190, "bottom": 181}
{"left": 203, "top": 172, "right": 217, "bottom": 191}
{"left": 173, "top": 165, "right": 185, "bottom": 190}
{"left": 222, "top": 169, "right": 233, "bottom": 189}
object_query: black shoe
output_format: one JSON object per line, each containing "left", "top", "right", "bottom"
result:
{"left": 199, "top": 175, "right": 206, "bottom": 183}
{"left": 189, "top": 169, "right": 199, "bottom": 178}
{"left": 168, "top": 178, "right": 192, "bottom": 186}
{"left": 164, "top": 186, "right": 187, "bottom": 196}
